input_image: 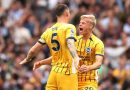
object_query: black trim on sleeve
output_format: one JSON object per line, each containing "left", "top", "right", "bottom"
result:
{"left": 38, "top": 41, "right": 46, "bottom": 45}
{"left": 89, "top": 37, "right": 93, "bottom": 41}
{"left": 66, "top": 37, "right": 77, "bottom": 42}
{"left": 95, "top": 54, "right": 104, "bottom": 56}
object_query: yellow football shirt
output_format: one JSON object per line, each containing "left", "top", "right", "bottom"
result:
{"left": 38, "top": 22, "right": 77, "bottom": 74}
{"left": 76, "top": 34, "right": 104, "bottom": 84}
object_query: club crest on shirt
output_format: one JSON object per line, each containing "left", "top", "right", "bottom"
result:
{"left": 86, "top": 47, "right": 91, "bottom": 53}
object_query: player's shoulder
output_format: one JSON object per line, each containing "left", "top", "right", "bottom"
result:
{"left": 42, "top": 28, "right": 51, "bottom": 35}
{"left": 65, "top": 23, "right": 75, "bottom": 27}
{"left": 46, "top": 28, "right": 51, "bottom": 31}
{"left": 92, "top": 35, "right": 104, "bottom": 44}
{"left": 64, "top": 23, "right": 76, "bottom": 29}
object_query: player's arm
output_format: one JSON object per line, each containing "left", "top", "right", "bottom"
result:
{"left": 66, "top": 25, "right": 80, "bottom": 68}
{"left": 90, "top": 55, "right": 103, "bottom": 70}
{"left": 79, "top": 55, "right": 103, "bottom": 72}
{"left": 20, "top": 29, "right": 48, "bottom": 65}
{"left": 33, "top": 56, "right": 52, "bottom": 70}
{"left": 67, "top": 39, "right": 80, "bottom": 68}
{"left": 19, "top": 42, "right": 44, "bottom": 64}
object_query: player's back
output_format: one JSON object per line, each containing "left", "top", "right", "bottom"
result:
{"left": 40, "top": 22, "right": 76, "bottom": 74}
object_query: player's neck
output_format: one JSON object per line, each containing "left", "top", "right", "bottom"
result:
{"left": 82, "top": 32, "right": 92, "bottom": 40}
{"left": 57, "top": 17, "right": 68, "bottom": 23}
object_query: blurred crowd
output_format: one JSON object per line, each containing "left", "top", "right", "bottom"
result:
{"left": 0, "top": 0, "right": 130, "bottom": 90}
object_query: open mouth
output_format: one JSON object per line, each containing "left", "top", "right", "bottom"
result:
{"left": 79, "top": 28, "right": 83, "bottom": 31}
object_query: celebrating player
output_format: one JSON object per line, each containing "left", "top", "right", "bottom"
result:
{"left": 20, "top": 4, "right": 80, "bottom": 90}
{"left": 33, "top": 14, "right": 104, "bottom": 90}
{"left": 77, "top": 15, "right": 104, "bottom": 90}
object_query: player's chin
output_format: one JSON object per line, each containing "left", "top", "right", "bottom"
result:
{"left": 79, "top": 31, "right": 83, "bottom": 35}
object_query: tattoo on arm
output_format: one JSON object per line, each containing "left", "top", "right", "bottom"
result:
{"left": 26, "top": 42, "right": 43, "bottom": 61}
{"left": 69, "top": 49, "right": 78, "bottom": 59}
{"left": 67, "top": 39, "right": 78, "bottom": 59}
{"left": 26, "top": 51, "right": 34, "bottom": 61}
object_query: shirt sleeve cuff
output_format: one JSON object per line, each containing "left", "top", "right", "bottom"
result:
{"left": 66, "top": 37, "right": 77, "bottom": 42}
{"left": 38, "top": 38, "right": 46, "bottom": 45}
{"left": 95, "top": 54, "right": 104, "bottom": 56}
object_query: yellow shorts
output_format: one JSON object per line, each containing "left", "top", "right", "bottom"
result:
{"left": 78, "top": 81, "right": 98, "bottom": 90}
{"left": 46, "top": 70, "right": 78, "bottom": 90}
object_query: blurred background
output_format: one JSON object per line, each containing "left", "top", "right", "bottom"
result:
{"left": 0, "top": 0, "right": 130, "bottom": 90}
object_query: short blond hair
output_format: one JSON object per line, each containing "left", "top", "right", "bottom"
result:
{"left": 80, "top": 14, "right": 96, "bottom": 26}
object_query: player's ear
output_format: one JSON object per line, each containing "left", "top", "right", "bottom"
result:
{"left": 64, "top": 10, "right": 68, "bottom": 17}
{"left": 91, "top": 23, "right": 94, "bottom": 29}
{"left": 89, "top": 24, "right": 93, "bottom": 29}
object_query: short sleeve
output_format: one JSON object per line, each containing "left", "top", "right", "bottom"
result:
{"left": 38, "top": 29, "right": 49, "bottom": 45}
{"left": 95, "top": 41, "right": 104, "bottom": 56}
{"left": 66, "top": 24, "right": 77, "bottom": 41}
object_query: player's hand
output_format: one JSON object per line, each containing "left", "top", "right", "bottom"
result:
{"left": 19, "top": 58, "right": 31, "bottom": 65}
{"left": 33, "top": 62, "right": 41, "bottom": 71}
{"left": 78, "top": 65, "right": 90, "bottom": 73}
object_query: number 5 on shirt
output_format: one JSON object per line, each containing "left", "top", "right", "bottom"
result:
{"left": 51, "top": 33, "right": 60, "bottom": 51}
